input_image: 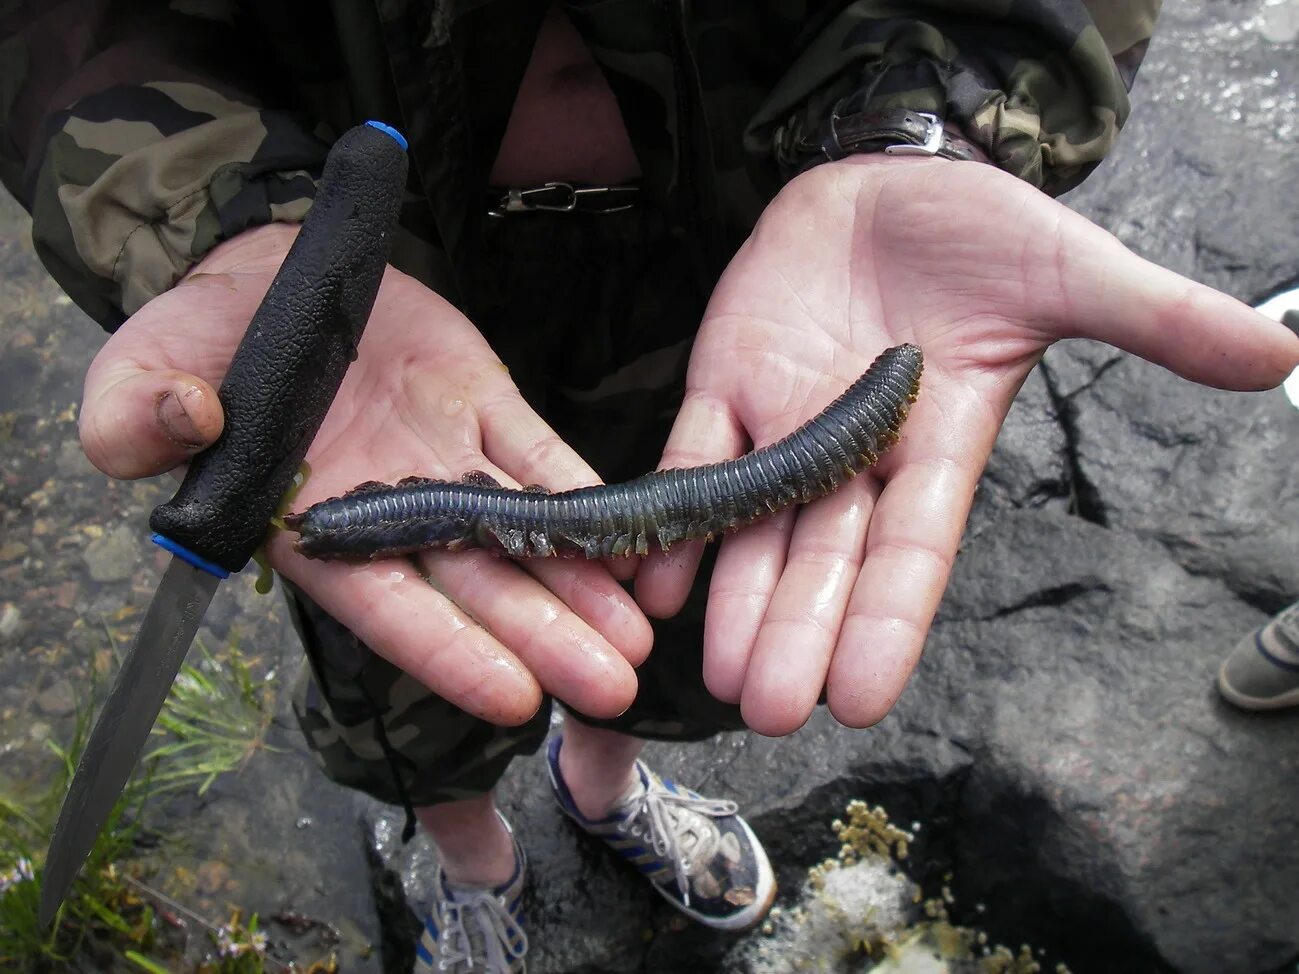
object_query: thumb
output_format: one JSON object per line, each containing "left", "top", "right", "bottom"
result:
{"left": 78, "top": 225, "right": 299, "bottom": 480}
{"left": 81, "top": 361, "right": 224, "bottom": 479}
{"left": 1039, "top": 205, "right": 1299, "bottom": 390}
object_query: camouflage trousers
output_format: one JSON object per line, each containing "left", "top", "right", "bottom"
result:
{"left": 289, "top": 198, "right": 747, "bottom": 809}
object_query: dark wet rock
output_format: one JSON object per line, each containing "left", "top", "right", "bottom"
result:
{"left": 82, "top": 524, "right": 140, "bottom": 582}
{"left": 35, "top": 677, "right": 76, "bottom": 717}
{"left": 55, "top": 438, "right": 97, "bottom": 478}
{"left": 0, "top": 602, "right": 24, "bottom": 643}
{"left": 0, "top": 347, "right": 45, "bottom": 411}
{"left": 147, "top": 691, "right": 387, "bottom": 972}
{"left": 194, "top": 858, "right": 234, "bottom": 895}
{"left": 966, "top": 365, "right": 1071, "bottom": 537}
{"left": 1062, "top": 343, "right": 1299, "bottom": 613}
{"left": 1062, "top": 4, "right": 1299, "bottom": 308}
{"left": 927, "top": 511, "right": 1299, "bottom": 974}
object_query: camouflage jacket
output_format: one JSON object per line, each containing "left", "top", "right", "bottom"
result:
{"left": 1, "top": 1, "right": 1160, "bottom": 332}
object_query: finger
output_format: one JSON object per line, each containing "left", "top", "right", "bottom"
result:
{"left": 471, "top": 388, "right": 655, "bottom": 661}
{"left": 737, "top": 476, "right": 879, "bottom": 736}
{"left": 266, "top": 543, "right": 545, "bottom": 726}
{"left": 637, "top": 538, "right": 707, "bottom": 619}
{"left": 605, "top": 556, "right": 639, "bottom": 583}
{"left": 80, "top": 366, "right": 224, "bottom": 479}
{"left": 636, "top": 388, "right": 749, "bottom": 617}
{"left": 474, "top": 382, "right": 606, "bottom": 491}
{"left": 425, "top": 446, "right": 654, "bottom": 671}
{"left": 699, "top": 511, "right": 792, "bottom": 703}
{"left": 418, "top": 548, "right": 639, "bottom": 720}
{"left": 824, "top": 451, "right": 982, "bottom": 728}
{"left": 525, "top": 558, "right": 653, "bottom": 667}
{"left": 1043, "top": 209, "right": 1299, "bottom": 389}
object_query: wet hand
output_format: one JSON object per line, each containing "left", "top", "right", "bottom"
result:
{"left": 637, "top": 155, "right": 1299, "bottom": 736}
{"left": 80, "top": 224, "right": 652, "bottom": 726}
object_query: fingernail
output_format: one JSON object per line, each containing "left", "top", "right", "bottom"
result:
{"left": 157, "top": 386, "right": 207, "bottom": 449}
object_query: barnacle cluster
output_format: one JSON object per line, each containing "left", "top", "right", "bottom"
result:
{"left": 826, "top": 799, "right": 914, "bottom": 867}
{"left": 734, "top": 799, "right": 1072, "bottom": 974}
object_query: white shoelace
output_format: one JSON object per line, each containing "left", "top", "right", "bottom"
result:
{"left": 614, "top": 782, "right": 737, "bottom": 907}
{"left": 436, "top": 887, "right": 528, "bottom": 972}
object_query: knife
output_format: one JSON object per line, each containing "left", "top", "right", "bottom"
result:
{"left": 38, "top": 120, "right": 409, "bottom": 925}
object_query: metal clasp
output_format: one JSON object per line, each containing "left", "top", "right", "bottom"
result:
{"left": 884, "top": 112, "right": 945, "bottom": 157}
{"left": 490, "top": 182, "right": 638, "bottom": 216}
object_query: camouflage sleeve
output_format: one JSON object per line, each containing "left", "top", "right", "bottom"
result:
{"left": 747, "top": 1, "right": 1161, "bottom": 196}
{"left": 0, "top": 2, "right": 329, "bottom": 331}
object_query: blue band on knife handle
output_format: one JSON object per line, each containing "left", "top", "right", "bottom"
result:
{"left": 364, "top": 120, "right": 408, "bottom": 150}
{"left": 150, "top": 534, "right": 231, "bottom": 579}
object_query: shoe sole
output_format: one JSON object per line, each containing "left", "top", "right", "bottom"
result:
{"left": 1217, "top": 657, "right": 1299, "bottom": 710}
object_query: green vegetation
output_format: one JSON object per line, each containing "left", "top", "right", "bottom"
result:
{"left": 0, "top": 638, "right": 303, "bottom": 973}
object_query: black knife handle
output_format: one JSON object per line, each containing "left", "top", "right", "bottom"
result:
{"left": 149, "top": 121, "right": 408, "bottom": 573}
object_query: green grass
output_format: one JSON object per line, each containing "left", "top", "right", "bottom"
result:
{"left": 0, "top": 636, "right": 284, "bottom": 973}
{"left": 142, "top": 640, "right": 278, "bottom": 798}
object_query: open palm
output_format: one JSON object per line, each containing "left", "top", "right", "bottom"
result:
{"left": 81, "top": 225, "right": 651, "bottom": 727}
{"left": 637, "top": 155, "right": 1298, "bottom": 736}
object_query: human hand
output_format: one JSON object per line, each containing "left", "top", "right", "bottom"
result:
{"left": 636, "top": 155, "right": 1299, "bottom": 736}
{"left": 79, "top": 224, "right": 652, "bottom": 726}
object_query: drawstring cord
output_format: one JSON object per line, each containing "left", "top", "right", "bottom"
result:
{"left": 357, "top": 678, "right": 419, "bottom": 842}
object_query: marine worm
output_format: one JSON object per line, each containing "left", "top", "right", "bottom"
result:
{"left": 285, "top": 343, "right": 923, "bottom": 561}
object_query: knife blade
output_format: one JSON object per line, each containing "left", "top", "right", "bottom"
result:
{"left": 39, "top": 559, "right": 219, "bottom": 921}
{"left": 38, "top": 119, "right": 409, "bottom": 926}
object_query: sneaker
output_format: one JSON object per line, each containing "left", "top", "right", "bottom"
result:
{"left": 546, "top": 736, "right": 776, "bottom": 931}
{"left": 413, "top": 819, "right": 528, "bottom": 974}
{"left": 1218, "top": 602, "right": 1299, "bottom": 710}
